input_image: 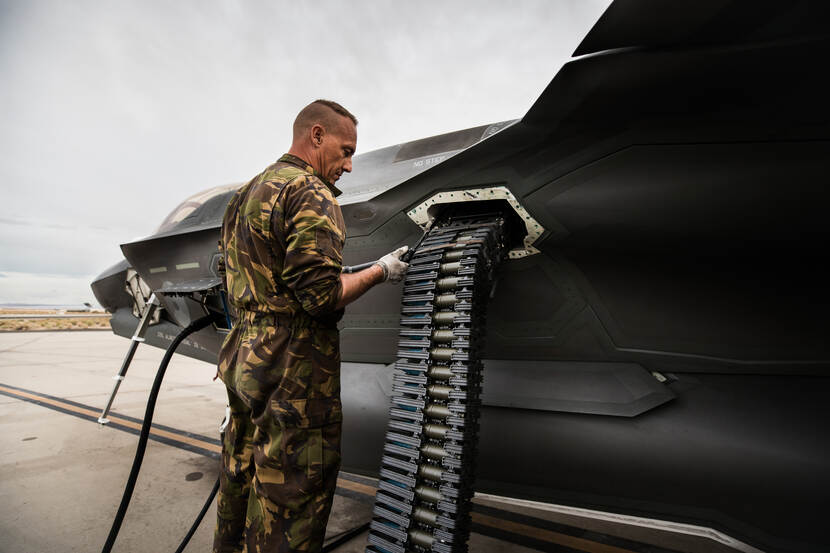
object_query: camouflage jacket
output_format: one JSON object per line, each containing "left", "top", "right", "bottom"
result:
{"left": 218, "top": 154, "right": 346, "bottom": 427}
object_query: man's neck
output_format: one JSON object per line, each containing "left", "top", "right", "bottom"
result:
{"left": 282, "top": 149, "right": 340, "bottom": 196}
{"left": 287, "top": 145, "right": 317, "bottom": 171}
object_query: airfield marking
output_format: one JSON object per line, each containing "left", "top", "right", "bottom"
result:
{"left": 334, "top": 476, "right": 376, "bottom": 496}
{"left": 0, "top": 383, "right": 222, "bottom": 454}
{"left": 0, "top": 381, "right": 670, "bottom": 553}
{"left": 0, "top": 382, "right": 222, "bottom": 458}
{"left": 472, "top": 512, "right": 638, "bottom": 553}
{"left": 0, "top": 383, "right": 386, "bottom": 497}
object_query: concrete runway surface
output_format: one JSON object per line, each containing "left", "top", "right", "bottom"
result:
{"left": 0, "top": 331, "right": 744, "bottom": 553}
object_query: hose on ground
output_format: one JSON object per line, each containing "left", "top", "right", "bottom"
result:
{"left": 173, "top": 476, "right": 220, "bottom": 553}
{"left": 101, "top": 313, "right": 218, "bottom": 553}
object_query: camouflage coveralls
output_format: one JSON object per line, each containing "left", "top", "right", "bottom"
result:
{"left": 214, "top": 154, "right": 346, "bottom": 553}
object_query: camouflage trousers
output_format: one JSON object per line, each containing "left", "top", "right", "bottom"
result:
{"left": 214, "top": 311, "right": 343, "bottom": 552}
{"left": 213, "top": 387, "right": 342, "bottom": 553}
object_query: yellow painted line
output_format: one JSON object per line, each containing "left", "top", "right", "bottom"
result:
{"left": 472, "top": 512, "right": 639, "bottom": 553}
{"left": 0, "top": 384, "right": 378, "bottom": 496}
{"left": 0, "top": 384, "right": 221, "bottom": 454}
{"left": 337, "top": 477, "right": 377, "bottom": 496}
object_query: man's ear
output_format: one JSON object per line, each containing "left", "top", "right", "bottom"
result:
{"left": 311, "top": 124, "right": 325, "bottom": 147}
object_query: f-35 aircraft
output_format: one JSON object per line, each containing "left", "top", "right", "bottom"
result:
{"left": 92, "top": 2, "right": 830, "bottom": 552}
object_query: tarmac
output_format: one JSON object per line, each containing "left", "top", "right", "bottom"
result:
{"left": 0, "top": 331, "right": 546, "bottom": 553}
{"left": 0, "top": 331, "right": 750, "bottom": 553}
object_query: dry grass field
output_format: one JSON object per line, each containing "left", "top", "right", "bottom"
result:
{"left": 0, "top": 309, "right": 111, "bottom": 332}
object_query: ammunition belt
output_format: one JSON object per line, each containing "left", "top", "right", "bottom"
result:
{"left": 366, "top": 213, "right": 508, "bottom": 553}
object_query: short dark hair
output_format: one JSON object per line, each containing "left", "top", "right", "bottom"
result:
{"left": 293, "top": 99, "right": 358, "bottom": 141}
{"left": 313, "top": 99, "right": 358, "bottom": 126}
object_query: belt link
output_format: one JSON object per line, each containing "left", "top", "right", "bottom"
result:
{"left": 367, "top": 215, "right": 507, "bottom": 553}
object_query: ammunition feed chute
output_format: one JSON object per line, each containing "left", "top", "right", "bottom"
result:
{"left": 367, "top": 212, "right": 509, "bottom": 553}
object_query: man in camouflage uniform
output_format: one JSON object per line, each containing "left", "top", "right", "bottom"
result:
{"left": 214, "top": 99, "right": 409, "bottom": 553}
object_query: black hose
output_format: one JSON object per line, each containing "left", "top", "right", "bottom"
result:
{"left": 173, "top": 476, "right": 220, "bottom": 553}
{"left": 101, "top": 313, "right": 218, "bottom": 553}
{"left": 342, "top": 220, "right": 433, "bottom": 274}
{"left": 341, "top": 261, "right": 376, "bottom": 274}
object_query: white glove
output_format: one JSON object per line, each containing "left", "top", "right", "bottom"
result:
{"left": 375, "top": 246, "right": 409, "bottom": 283}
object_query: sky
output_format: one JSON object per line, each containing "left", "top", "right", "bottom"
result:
{"left": 0, "top": 0, "right": 611, "bottom": 306}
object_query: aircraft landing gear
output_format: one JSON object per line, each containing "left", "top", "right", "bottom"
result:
{"left": 98, "top": 293, "right": 160, "bottom": 425}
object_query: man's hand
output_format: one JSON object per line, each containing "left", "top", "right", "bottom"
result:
{"left": 335, "top": 246, "right": 410, "bottom": 309}
{"left": 375, "top": 246, "right": 410, "bottom": 283}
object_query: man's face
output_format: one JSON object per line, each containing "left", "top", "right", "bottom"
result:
{"left": 318, "top": 118, "right": 357, "bottom": 184}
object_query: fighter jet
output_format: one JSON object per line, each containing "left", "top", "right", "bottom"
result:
{"left": 92, "top": 2, "right": 830, "bottom": 552}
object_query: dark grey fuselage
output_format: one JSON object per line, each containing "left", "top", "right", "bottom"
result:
{"left": 92, "top": 3, "right": 830, "bottom": 552}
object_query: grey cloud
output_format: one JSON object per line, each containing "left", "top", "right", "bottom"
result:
{"left": 0, "top": 0, "right": 612, "bottom": 302}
